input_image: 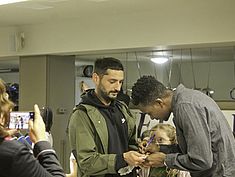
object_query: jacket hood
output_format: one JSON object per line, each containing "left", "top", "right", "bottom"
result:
{"left": 80, "top": 89, "right": 115, "bottom": 108}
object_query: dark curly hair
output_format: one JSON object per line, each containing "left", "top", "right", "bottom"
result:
{"left": 131, "top": 76, "right": 168, "bottom": 106}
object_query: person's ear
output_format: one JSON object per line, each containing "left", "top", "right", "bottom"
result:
{"left": 92, "top": 73, "right": 99, "bottom": 84}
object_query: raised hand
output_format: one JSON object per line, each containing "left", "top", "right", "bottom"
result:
{"left": 28, "top": 104, "right": 46, "bottom": 144}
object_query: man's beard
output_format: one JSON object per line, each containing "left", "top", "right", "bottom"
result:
{"left": 99, "top": 89, "right": 118, "bottom": 103}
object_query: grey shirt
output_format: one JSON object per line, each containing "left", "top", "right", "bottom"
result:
{"left": 165, "top": 84, "right": 235, "bottom": 177}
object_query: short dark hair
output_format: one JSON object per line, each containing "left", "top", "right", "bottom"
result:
{"left": 94, "top": 57, "right": 123, "bottom": 76}
{"left": 131, "top": 75, "right": 167, "bottom": 106}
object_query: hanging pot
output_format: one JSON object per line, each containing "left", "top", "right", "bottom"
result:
{"left": 202, "top": 88, "right": 214, "bottom": 97}
{"left": 230, "top": 87, "right": 235, "bottom": 99}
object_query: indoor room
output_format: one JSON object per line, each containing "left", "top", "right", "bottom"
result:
{"left": 0, "top": 0, "right": 235, "bottom": 176}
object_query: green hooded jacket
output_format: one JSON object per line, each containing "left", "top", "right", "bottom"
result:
{"left": 68, "top": 101, "right": 137, "bottom": 177}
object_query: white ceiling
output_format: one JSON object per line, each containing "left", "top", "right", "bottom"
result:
{"left": 0, "top": 0, "right": 235, "bottom": 68}
{"left": 0, "top": 0, "right": 158, "bottom": 27}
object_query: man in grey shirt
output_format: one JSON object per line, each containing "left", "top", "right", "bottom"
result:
{"left": 131, "top": 75, "right": 235, "bottom": 177}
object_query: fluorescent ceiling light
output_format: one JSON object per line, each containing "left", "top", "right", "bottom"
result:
{"left": 151, "top": 57, "right": 168, "bottom": 64}
{"left": 0, "top": 0, "right": 29, "bottom": 5}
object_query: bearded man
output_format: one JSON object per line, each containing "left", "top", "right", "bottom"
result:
{"left": 69, "top": 58, "right": 145, "bottom": 177}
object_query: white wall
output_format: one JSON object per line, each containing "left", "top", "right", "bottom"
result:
{"left": 1, "top": 0, "right": 235, "bottom": 57}
{"left": 0, "top": 26, "right": 19, "bottom": 56}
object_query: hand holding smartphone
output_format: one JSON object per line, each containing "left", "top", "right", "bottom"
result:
{"left": 28, "top": 104, "right": 47, "bottom": 143}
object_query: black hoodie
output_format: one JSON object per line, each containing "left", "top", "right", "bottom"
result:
{"left": 80, "top": 89, "right": 134, "bottom": 177}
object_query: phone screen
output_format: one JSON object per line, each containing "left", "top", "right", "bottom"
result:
{"left": 9, "top": 112, "right": 34, "bottom": 129}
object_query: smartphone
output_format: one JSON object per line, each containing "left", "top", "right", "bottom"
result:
{"left": 9, "top": 111, "right": 34, "bottom": 129}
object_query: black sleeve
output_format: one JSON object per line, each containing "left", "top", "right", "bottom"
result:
{"left": 159, "top": 144, "right": 181, "bottom": 154}
{"left": 10, "top": 141, "right": 65, "bottom": 177}
{"left": 115, "top": 154, "right": 128, "bottom": 171}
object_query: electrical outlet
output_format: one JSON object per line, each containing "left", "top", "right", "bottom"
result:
{"left": 57, "top": 107, "right": 67, "bottom": 114}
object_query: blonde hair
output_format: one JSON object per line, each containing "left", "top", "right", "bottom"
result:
{"left": 0, "top": 78, "right": 14, "bottom": 139}
{"left": 151, "top": 124, "right": 177, "bottom": 144}
{"left": 150, "top": 124, "right": 179, "bottom": 177}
